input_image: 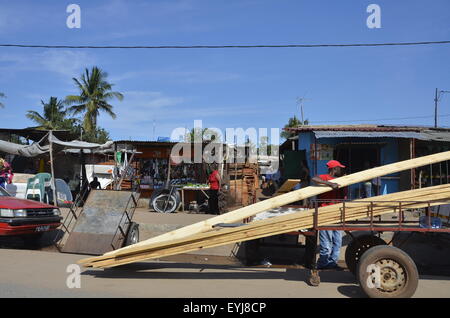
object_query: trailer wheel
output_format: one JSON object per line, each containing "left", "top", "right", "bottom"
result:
{"left": 345, "top": 234, "right": 386, "bottom": 274}
{"left": 357, "top": 245, "right": 419, "bottom": 298}
{"left": 124, "top": 222, "right": 139, "bottom": 246}
{"left": 151, "top": 191, "right": 181, "bottom": 213}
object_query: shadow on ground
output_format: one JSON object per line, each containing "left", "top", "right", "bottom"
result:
{"left": 0, "top": 230, "right": 61, "bottom": 252}
{"left": 81, "top": 261, "right": 365, "bottom": 297}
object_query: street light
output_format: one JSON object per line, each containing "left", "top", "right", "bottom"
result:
{"left": 434, "top": 88, "right": 450, "bottom": 128}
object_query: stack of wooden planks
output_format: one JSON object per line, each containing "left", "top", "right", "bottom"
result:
{"left": 79, "top": 184, "right": 450, "bottom": 268}
{"left": 228, "top": 163, "right": 259, "bottom": 206}
{"left": 79, "top": 150, "right": 450, "bottom": 268}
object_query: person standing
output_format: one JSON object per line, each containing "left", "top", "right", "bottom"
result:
{"left": 311, "top": 160, "right": 347, "bottom": 270}
{"left": 89, "top": 176, "right": 101, "bottom": 190}
{"left": 207, "top": 164, "right": 221, "bottom": 215}
{"left": 0, "top": 158, "right": 13, "bottom": 189}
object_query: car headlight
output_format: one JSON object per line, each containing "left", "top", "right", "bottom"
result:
{"left": 14, "top": 209, "right": 27, "bottom": 217}
{"left": 0, "top": 209, "right": 14, "bottom": 217}
{"left": 53, "top": 208, "right": 61, "bottom": 216}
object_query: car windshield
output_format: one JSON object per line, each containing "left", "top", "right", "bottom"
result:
{"left": 0, "top": 187, "right": 11, "bottom": 197}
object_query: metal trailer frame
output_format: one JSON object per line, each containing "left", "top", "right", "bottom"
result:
{"left": 296, "top": 198, "right": 450, "bottom": 296}
{"left": 54, "top": 186, "right": 141, "bottom": 255}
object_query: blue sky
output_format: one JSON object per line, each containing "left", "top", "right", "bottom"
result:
{"left": 0, "top": 0, "right": 449, "bottom": 142}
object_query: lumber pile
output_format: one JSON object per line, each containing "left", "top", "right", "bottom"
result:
{"left": 228, "top": 163, "right": 259, "bottom": 206}
{"left": 78, "top": 151, "right": 450, "bottom": 268}
{"left": 99, "top": 150, "right": 450, "bottom": 256}
{"left": 79, "top": 184, "right": 450, "bottom": 268}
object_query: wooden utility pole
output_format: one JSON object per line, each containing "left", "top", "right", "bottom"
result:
{"left": 49, "top": 131, "right": 58, "bottom": 207}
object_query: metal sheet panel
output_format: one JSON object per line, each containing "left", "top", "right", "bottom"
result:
{"left": 313, "top": 130, "right": 427, "bottom": 139}
{"left": 61, "top": 190, "right": 137, "bottom": 255}
{"left": 419, "top": 132, "right": 450, "bottom": 142}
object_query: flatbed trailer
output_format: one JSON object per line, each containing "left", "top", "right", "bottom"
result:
{"left": 78, "top": 151, "right": 450, "bottom": 298}
{"left": 298, "top": 198, "right": 450, "bottom": 298}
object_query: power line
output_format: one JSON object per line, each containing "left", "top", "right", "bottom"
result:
{"left": 0, "top": 40, "right": 449, "bottom": 49}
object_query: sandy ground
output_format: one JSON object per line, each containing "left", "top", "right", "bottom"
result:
{"left": 1, "top": 248, "right": 450, "bottom": 298}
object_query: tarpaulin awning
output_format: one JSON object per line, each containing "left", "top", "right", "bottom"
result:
{"left": 0, "top": 132, "right": 114, "bottom": 157}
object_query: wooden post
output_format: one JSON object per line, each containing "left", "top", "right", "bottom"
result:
{"left": 49, "top": 131, "right": 58, "bottom": 207}
{"left": 410, "top": 138, "right": 415, "bottom": 189}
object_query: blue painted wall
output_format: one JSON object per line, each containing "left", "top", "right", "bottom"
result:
{"left": 297, "top": 132, "right": 400, "bottom": 199}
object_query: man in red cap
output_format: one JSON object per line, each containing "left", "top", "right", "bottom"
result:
{"left": 311, "top": 159, "right": 347, "bottom": 270}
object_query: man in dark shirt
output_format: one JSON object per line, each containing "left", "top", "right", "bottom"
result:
{"left": 89, "top": 177, "right": 101, "bottom": 190}
{"left": 311, "top": 160, "right": 347, "bottom": 270}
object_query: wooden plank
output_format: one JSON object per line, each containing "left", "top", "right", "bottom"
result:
{"left": 275, "top": 179, "right": 301, "bottom": 195}
{"left": 79, "top": 184, "right": 450, "bottom": 267}
{"left": 101, "top": 150, "right": 450, "bottom": 257}
{"left": 83, "top": 188, "right": 450, "bottom": 268}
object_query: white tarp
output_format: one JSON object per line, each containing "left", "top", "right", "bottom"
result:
{"left": 0, "top": 132, "right": 114, "bottom": 157}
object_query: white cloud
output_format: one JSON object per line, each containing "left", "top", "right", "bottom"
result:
{"left": 122, "top": 91, "right": 185, "bottom": 108}
{"left": 99, "top": 90, "right": 185, "bottom": 130}
{"left": 110, "top": 69, "right": 241, "bottom": 84}
{"left": 39, "top": 51, "right": 96, "bottom": 77}
{"left": 0, "top": 50, "right": 96, "bottom": 78}
{"left": 98, "top": 89, "right": 265, "bottom": 139}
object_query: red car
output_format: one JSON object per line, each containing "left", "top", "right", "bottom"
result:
{"left": 0, "top": 186, "right": 61, "bottom": 239}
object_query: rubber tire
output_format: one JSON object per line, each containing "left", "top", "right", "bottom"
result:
{"left": 150, "top": 189, "right": 181, "bottom": 213}
{"left": 22, "top": 233, "right": 45, "bottom": 249}
{"left": 124, "top": 222, "right": 139, "bottom": 246}
{"left": 345, "top": 234, "right": 386, "bottom": 275}
{"left": 357, "top": 245, "right": 419, "bottom": 298}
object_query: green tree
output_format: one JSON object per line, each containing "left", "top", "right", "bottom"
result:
{"left": 280, "top": 115, "right": 309, "bottom": 139}
{"left": 26, "top": 97, "right": 78, "bottom": 130}
{"left": 65, "top": 66, "right": 123, "bottom": 136}
{"left": 81, "top": 126, "right": 111, "bottom": 144}
{"left": 0, "top": 93, "right": 5, "bottom": 108}
{"left": 258, "top": 136, "right": 279, "bottom": 156}
{"left": 185, "top": 127, "right": 221, "bottom": 142}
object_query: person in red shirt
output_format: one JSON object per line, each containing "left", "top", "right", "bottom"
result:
{"left": 207, "top": 164, "right": 221, "bottom": 215}
{"left": 311, "top": 160, "right": 347, "bottom": 270}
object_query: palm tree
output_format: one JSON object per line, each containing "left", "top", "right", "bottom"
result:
{"left": 65, "top": 66, "right": 123, "bottom": 135}
{"left": 26, "top": 97, "right": 77, "bottom": 130}
{"left": 0, "top": 93, "right": 6, "bottom": 108}
{"left": 280, "top": 115, "right": 309, "bottom": 139}
{"left": 185, "top": 128, "right": 221, "bottom": 142}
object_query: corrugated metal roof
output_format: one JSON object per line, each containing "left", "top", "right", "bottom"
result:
{"left": 313, "top": 130, "right": 427, "bottom": 139}
{"left": 286, "top": 125, "right": 424, "bottom": 132}
{"left": 313, "top": 130, "right": 450, "bottom": 142}
{"left": 419, "top": 132, "right": 450, "bottom": 142}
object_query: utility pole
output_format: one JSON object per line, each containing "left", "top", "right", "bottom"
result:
{"left": 296, "top": 97, "right": 309, "bottom": 124}
{"left": 434, "top": 88, "right": 450, "bottom": 128}
{"left": 435, "top": 88, "right": 439, "bottom": 128}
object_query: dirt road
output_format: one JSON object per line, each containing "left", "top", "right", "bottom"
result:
{"left": 0, "top": 248, "right": 449, "bottom": 298}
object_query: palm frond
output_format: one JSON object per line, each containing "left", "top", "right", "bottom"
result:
{"left": 67, "top": 66, "right": 123, "bottom": 132}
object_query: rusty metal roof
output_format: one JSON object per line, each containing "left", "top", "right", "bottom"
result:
{"left": 284, "top": 125, "right": 426, "bottom": 132}
{"left": 313, "top": 130, "right": 426, "bottom": 139}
